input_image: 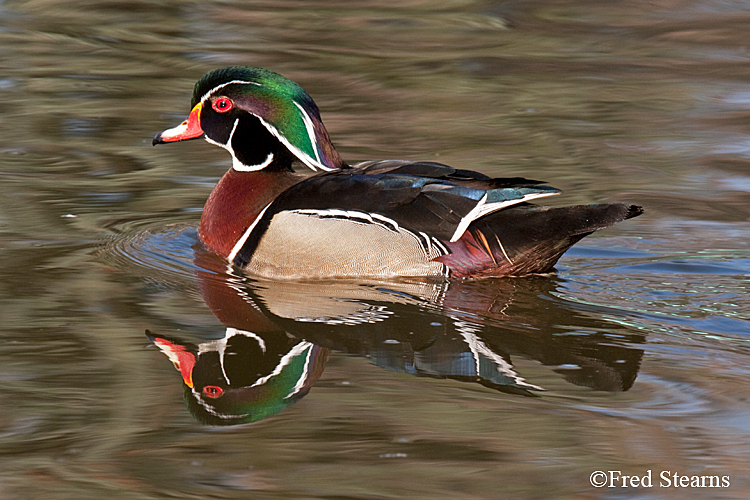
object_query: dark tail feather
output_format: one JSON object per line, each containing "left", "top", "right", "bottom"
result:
{"left": 438, "top": 203, "right": 643, "bottom": 277}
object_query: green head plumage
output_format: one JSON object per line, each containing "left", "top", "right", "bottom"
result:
{"left": 192, "top": 66, "right": 345, "bottom": 171}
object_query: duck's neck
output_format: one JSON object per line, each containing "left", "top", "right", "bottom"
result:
{"left": 199, "top": 167, "right": 303, "bottom": 259}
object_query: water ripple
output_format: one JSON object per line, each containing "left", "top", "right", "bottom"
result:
{"left": 99, "top": 220, "right": 207, "bottom": 284}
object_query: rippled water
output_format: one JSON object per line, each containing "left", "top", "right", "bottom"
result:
{"left": 1, "top": 0, "right": 749, "bottom": 498}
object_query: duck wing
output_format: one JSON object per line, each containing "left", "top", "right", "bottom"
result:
{"left": 268, "top": 160, "right": 561, "bottom": 242}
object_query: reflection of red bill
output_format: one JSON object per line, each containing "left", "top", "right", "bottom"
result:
{"left": 152, "top": 337, "right": 196, "bottom": 388}
{"left": 152, "top": 102, "right": 204, "bottom": 144}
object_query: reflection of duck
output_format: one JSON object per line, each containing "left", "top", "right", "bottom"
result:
{"left": 246, "top": 276, "right": 643, "bottom": 394}
{"left": 148, "top": 249, "right": 644, "bottom": 424}
{"left": 147, "top": 262, "right": 330, "bottom": 425}
{"left": 153, "top": 66, "right": 642, "bottom": 279}
{"left": 147, "top": 328, "right": 328, "bottom": 426}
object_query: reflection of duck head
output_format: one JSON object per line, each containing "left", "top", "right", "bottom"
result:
{"left": 147, "top": 329, "right": 328, "bottom": 425}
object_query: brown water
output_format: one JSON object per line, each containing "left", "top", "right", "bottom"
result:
{"left": 1, "top": 0, "right": 749, "bottom": 498}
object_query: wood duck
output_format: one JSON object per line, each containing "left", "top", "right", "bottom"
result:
{"left": 154, "top": 66, "right": 643, "bottom": 279}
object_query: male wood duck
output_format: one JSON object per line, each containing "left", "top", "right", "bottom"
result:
{"left": 154, "top": 66, "right": 642, "bottom": 279}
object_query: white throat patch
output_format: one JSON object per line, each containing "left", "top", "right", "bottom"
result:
{"left": 204, "top": 118, "right": 275, "bottom": 172}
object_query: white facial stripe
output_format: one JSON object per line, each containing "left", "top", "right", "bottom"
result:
{"left": 228, "top": 117, "right": 240, "bottom": 144}
{"left": 204, "top": 118, "right": 238, "bottom": 151}
{"left": 207, "top": 118, "right": 261, "bottom": 172}
{"left": 255, "top": 115, "right": 332, "bottom": 172}
{"left": 200, "top": 79, "right": 261, "bottom": 103}
{"left": 233, "top": 152, "right": 274, "bottom": 172}
{"left": 206, "top": 118, "right": 242, "bottom": 170}
{"left": 206, "top": 115, "right": 275, "bottom": 172}
{"left": 293, "top": 100, "right": 321, "bottom": 163}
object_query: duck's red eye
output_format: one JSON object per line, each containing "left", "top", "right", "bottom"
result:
{"left": 202, "top": 385, "right": 224, "bottom": 398}
{"left": 212, "top": 97, "right": 233, "bottom": 113}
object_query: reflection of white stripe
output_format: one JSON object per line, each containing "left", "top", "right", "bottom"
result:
{"left": 196, "top": 327, "right": 269, "bottom": 385}
{"left": 228, "top": 203, "right": 272, "bottom": 262}
{"left": 227, "top": 327, "right": 266, "bottom": 352}
{"left": 250, "top": 341, "right": 313, "bottom": 389}
{"left": 193, "top": 389, "right": 250, "bottom": 420}
{"left": 453, "top": 319, "right": 543, "bottom": 390}
{"left": 195, "top": 332, "right": 227, "bottom": 385}
{"left": 286, "top": 347, "right": 313, "bottom": 399}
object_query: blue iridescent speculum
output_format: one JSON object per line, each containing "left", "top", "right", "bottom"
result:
{"left": 193, "top": 66, "right": 344, "bottom": 171}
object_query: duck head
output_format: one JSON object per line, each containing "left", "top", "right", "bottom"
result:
{"left": 153, "top": 66, "right": 346, "bottom": 172}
